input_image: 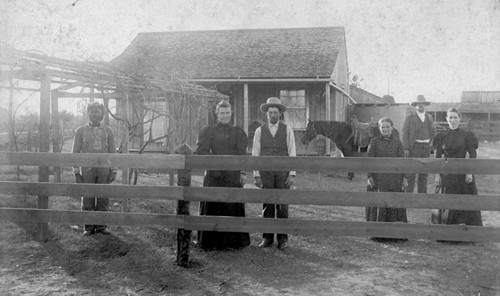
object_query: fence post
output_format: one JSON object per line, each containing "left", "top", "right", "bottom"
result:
{"left": 51, "top": 92, "right": 62, "bottom": 182}
{"left": 175, "top": 144, "right": 192, "bottom": 267}
{"left": 38, "top": 71, "right": 51, "bottom": 241}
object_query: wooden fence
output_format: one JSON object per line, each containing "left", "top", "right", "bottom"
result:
{"left": 1, "top": 152, "right": 500, "bottom": 266}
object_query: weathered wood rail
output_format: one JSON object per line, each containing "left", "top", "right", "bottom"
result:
{"left": 1, "top": 152, "right": 500, "bottom": 266}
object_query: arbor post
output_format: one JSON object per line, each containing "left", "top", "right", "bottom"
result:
{"left": 175, "top": 144, "right": 192, "bottom": 267}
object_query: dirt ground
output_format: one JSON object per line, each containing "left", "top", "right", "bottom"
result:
{"left": 1, "top": 142, "right": 499, "bottom": 295}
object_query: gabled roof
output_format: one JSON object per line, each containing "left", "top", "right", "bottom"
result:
{"left": 111, "top": 27, "right": 346, "bottom": 79}
{"left": 350, "top": 85, "right": 392, "bottom": 105}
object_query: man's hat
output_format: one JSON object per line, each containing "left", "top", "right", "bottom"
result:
{"left": 260, "top": 97, "right": 286, "bottom": 113}
{"left": 87, "top": 102, "right": 105, "bottom": 113}
{"left": 411, "top": 95, "right": 431, "bottom": 106}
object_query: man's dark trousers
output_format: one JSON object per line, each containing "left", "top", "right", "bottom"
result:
{"left": 406, "top": 142, "right": 431, "bottom": 193}
{"left": 261, "top": 171, "right": 289, "bottom": 244}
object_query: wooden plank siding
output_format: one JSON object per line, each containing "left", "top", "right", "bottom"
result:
{"left": 1, "top": 152, "right": 500, "bottom": 243}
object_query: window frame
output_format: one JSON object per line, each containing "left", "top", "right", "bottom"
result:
{"left": 279, "top": 88, "right": 308, "bottom": 131}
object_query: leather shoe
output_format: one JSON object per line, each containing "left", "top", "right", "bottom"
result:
{"left": 258, "top": 240, "right": 273, "bottom": 248}
{"left": 95, "top": 228, "right": 111, "bottom": 235}
{"left": 83, "top": 230, "right": 93, "bottom": 236}
{"left": 277, "top": 242, "right": 288, "bottom": 250}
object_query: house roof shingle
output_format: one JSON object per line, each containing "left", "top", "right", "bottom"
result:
{"left": 111, "top": 27, "right": 345, "bottom": 79}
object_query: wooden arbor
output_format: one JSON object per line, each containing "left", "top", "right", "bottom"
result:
{"left": 0, "top": 46, "right": 226, "bottom": 239}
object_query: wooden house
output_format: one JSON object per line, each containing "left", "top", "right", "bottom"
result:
{"left": 111, "top": 27, "right": 351, "bottom": 154}
{"left": 425, "top": 91, "right": 500, "bottom": 140}
{"left": 353, "top": 90, "right": 500, "bottom": 141}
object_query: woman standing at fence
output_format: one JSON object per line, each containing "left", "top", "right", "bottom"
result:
{"left": 195, "top": 100, "right": 250, "bottom": 250}
{"left": 433, "top": 108, "right": 482, "bottom": 226}
{"left": 366, "top": 117, "right": 408, "bottom": 242}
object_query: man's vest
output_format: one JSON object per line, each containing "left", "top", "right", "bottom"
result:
{"left": 260, "top": 123, "right": 289, "bottom": 156}
{"left": 415, "top": 116, "right": 433, "bottom": 141}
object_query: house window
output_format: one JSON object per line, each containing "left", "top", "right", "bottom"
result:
{"left": 280, "top": 89, "right": 306, "bottom": 129}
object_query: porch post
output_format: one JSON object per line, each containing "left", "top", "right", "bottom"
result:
{"left": 244, "top": 83, "right": 249, "bottom": 134}
{"left": 325, "top": 83, "right": 331, "bottom": 154}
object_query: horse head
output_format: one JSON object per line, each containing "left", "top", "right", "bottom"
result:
{"left": 301, "top": 119, "right": 317, "bottom": 145}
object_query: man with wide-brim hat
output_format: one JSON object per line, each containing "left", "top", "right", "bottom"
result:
{"left": 402, "top": 94, "right": 435, "bottom": 195}
{"left": 252, "top": 97, "right": 296, "bottom": 251}
{"left": 410, "top": 94, "right": 431, "bottom": 107}
{"left": 259, "top": 97, "right": 287, "bottom": 113}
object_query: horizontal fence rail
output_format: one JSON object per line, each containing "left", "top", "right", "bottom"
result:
{"left": 1, "top": 152, "right": 500, "bottom": 174}
{"left": 1, "top": 182, "right": 499, "bottom": 211}
{"left": 0, "top": 152, "right": 185, "bottom": 170}
{"left": 0, "top": 208, "right": 499, "bottom": 243}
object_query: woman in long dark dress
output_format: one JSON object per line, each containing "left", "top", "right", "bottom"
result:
{"left": 195, "top": 100, "right": 250, "bottom": 250}
{"left": 433, "top": 108, "right": 482, "bottom": 226}
{"left": 366, "top": 117, "right": 408, "bottom": 242}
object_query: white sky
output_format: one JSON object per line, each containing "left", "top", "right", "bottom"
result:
{"left": 1, "top": 0, "right": 499, "bottom": 113}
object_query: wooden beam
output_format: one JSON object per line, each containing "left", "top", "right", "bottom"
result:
{"left": 54, "top": 91, "right": 122, "bottom": 99}
{"left": 189, "top": 78, "right": 331, "bottom": 83}
{"left": 183, "top": 216, "right": 500, "bottom": 242}
{"left": 103, "top": 96, "right": 110, "bottom": 126}
{"left": 38, "top": 72, "right": 51, "bottom": 241}
{"left": 1, "top": 152, "right": 500, "bottom": 174}
{"left": 0, "top": 181, "right": 498, "bottom": 211}
{"left": 325, "top": 83, "right": 331, "bottom": 153}
{"left": 0, "top": 152, "right": 185, "bottom": 169}
{"left": 0, "top": 182, "right": 183, "bottom": 199}
{"left": 0, "top": 208, "right": 184, "bottom": 228}
{"left": 89, "top": 87, "right": 94, "bottom": 103}
{"left": 243, "top": 83, "right": 249, "bottom": 133}
{"left": 51, "top": 92, "right": 62, "bottom": 182}
{"left": 122, "top": 91, "right": 130, "bottom": 211}
{"left": 183, "top": 187, "right": 500, "bottom": 211}
{"left": 0, "top": 85, "right": 40, "bottom": 92}
{"left": 1, "top": 208, "right": 498, "bottom": 242}
{"left": 183, "top": 155, "right": 500, "bottom": 175}
{"left": 52, "top": 81, "right": 83, "bottom": 91}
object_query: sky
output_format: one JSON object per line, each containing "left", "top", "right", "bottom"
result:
{"left": 1, "top": 0, "right": 499, "bottom": 113}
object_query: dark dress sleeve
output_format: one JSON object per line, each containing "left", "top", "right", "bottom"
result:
{"left": 433, "top": 133, "right": 444, "bottom": 158}
{"left": 234, "top": 126, "right": 248, "bottom": 156}
{"left": 465, "top": 132, "right": 478, "bottom": 159}
{"left": 196, "top": 126, "right": 212, "bottom": 155}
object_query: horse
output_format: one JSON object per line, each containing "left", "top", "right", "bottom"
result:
{"left": 300, "top": 116, "right": 380, "bottom": 180}
{"left": 301, "top": 115, "right": 400, "bottom": 152}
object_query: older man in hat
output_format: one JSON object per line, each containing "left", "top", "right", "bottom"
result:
{"left": 252, "top": 97, "right": 296, "bottom": 251}
{"left": 72, "top": 102, "right": 117, "bottom": 236}
{"left": 402, "top": 95, "right": 435, "bottom": 194}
